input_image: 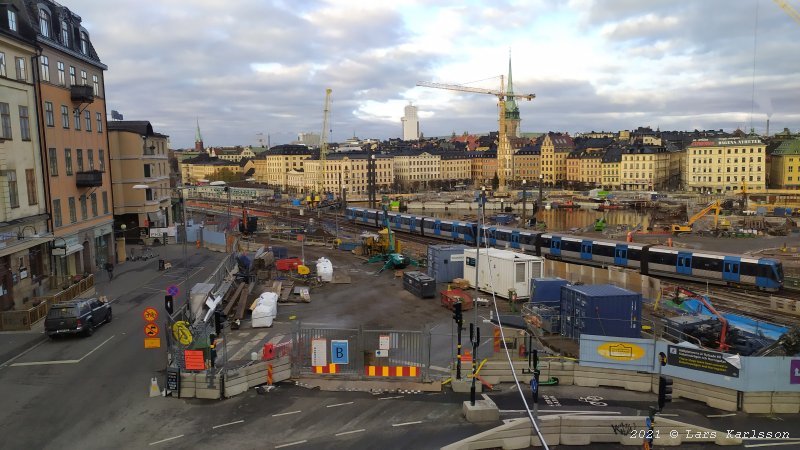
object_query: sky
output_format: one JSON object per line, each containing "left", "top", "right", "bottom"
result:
{"left": 66, "top": 0, "right": 800, "bottom": 148}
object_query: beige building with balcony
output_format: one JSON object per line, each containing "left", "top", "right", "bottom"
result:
{"left": 108, "top": 121, "right": 171, "bottom": 243}
{"left": 686, "top": 137, "right": 767, "bottom": 193}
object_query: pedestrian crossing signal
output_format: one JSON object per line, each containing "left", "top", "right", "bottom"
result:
{"left": 658, "top": 375, "right": 673, "bottom": 410}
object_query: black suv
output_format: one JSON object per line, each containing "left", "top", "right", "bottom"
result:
{"left": 44, "top": 298, "right": 112, "bottom": 338}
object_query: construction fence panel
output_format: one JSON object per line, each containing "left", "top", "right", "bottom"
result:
{"left": 363, "top": 328, "right": 428, "bottom": 381}
{"left": 294, "top": 325, "right": 361, "bottom": 376}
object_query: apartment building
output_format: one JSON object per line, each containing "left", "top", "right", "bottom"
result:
{"left": 250, "top": 145, "right": 312, "bottom": 189}
{"left": 601, "top": 148, "right": 622, "bottom": 189}
{"left": 512, "top": 146, "right": 540, "bottom": 183}
{"left": 179, "top": 154, "right": 241, "bottom": 185}
{"left": 393, "top": 151, "right": 440, "bottom": 189}
{"left": 303, "top": 153, "right": 394, "bottom": 195}
{"left": 620, "top": 145, "right": 671, "bottom": 191}
{"left": 769, "top": 139, "right": 800, "bottom": 189}
{"left": 0, "top": 1, "right": 50, "bottom": 309}
{"left": 30, "top": 0, "right": 114, "bottom": 282}
{"left": 469, "top": 152, "right": 498, "bottom": 187}
{"left": 686, "top": 137, "right": 767, "bottom": 193}
{"left": 108, "top": 121, "right": 171, "bottom": 243}
{"left": 209, "top": 146, "right": 256, "bottom": 162}
{"left": 539, "top": 132, "right": 574, "bottom": 186}
{"left": 439, "top": 152, "right": 471, "bottom": 182}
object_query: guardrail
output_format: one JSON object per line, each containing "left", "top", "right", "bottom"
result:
{"left": 0, "top": 274, "right": 95, "bottom": 331}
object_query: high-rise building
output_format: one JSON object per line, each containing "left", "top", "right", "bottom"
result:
{"left": 29, "top": 0, "right": 115, "bottom": 283}
{"left": 401, "top": 103, "right": 419, "bottom": 141}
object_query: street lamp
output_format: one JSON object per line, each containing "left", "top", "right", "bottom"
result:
{"left": 521, "top": 179, "right": 527, "bottom": 227}
{"left": 133, "top": 184, "right": 190, "bottom": 307}
{"left": 209, "top": 181, "right": 231, "bottom": 232}
{"left": 538, "top": 174, "right": 544, "bottom": 213}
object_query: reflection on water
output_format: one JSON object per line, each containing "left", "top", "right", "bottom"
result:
{"left": 408, "top": 208, "right": 655, "bottom": 231}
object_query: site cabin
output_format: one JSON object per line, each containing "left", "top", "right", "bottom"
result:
{"left": 463, "top": 248, "right": 544, "bottom": 300}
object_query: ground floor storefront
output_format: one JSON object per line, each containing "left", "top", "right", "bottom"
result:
{"left": 50, "top": 221, "right": 114, "bottom": 290}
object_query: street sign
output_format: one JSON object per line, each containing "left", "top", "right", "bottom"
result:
{"left": 143, "top": 307, "right": 158, "bottom": 322}
{"left": 297, "top": 234, "right": 305, "bottom": 242}
{"left": 184, "top": 350, "right": 205, "bottom": 370}
{"left": 311, "top": 338, "right": 327, "bottom": 367}
{"left": 144, "top": 323, "right": 160, "bottom": 337}
{"left": 166, "top": 368, "right": 180, "bottom": 394}
{"left": 375, "top": 349, "right": 388, "bottom": 357}
{"left": 166, "top": 285, "right": 179, "bottom": 297}
{"left": 144, "top": 337, "right": 161, "bottom": 348}
{"left": 172, "top": 321, "right": 193, "bottom": 345}
{"left": 379, "top": 335, "right": 391, "bottom": 350}
{"left": 331, "top": 340, "right": 349, "bottom": 364}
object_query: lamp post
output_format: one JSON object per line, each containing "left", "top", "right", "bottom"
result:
{"left": 538, "top": 174, "right": 544, "bottom": 213}
{"left": 521, "top": 179, "right": 527, "bottom": 227}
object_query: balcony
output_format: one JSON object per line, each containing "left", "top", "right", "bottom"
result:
{"left": 76, "top": 170, "right": 103, "bottom": 187}
{"left": 70, "top": 85, "right": 94, "bottom": 104}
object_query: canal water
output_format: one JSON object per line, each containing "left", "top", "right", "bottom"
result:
{"left": 407, "top": 208, "right": 657, "bottom": 232}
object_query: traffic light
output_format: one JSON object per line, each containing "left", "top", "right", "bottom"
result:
{"left": 658, "top": 375, "right": 673, "bottom": 410}
{"left": 164, "top": 295, "right": 174, "bottom": 315}
{"left": 452, "top": 301, "right": 463, "bottom": 324}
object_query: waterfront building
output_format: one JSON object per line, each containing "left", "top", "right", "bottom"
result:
{"left": 538, "top": 132, "right": 574, "bottom": 186}
{"left": 601, "top": 147, "right": 623, "bottom": 189}
{"left": 686, "top": 137, "right": 767, "bottom": 193}
{"left": 439, "top": 152, "right": 472, "bottom": 183}
{"left": 303, "top": 153, "right": 394, "bottom": 194}
{"left": 393, "top": 150, "right": 440, "bottom": 190}
{"left": 619, "top": 145, "right": 671, "bottom": 191}
{"left": 769, "top": 138, "right": 800, "bottom": 190}
{"left": 512, "top": 146, "right": 541, "bottom": 183}
{"left": 179, "top": 154, "right": 241, "bottom": 185}
{"left": 249, "top": 145, "right": 313, "bottom": 189}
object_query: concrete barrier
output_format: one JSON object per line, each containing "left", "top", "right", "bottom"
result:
{"left": 771, "top": 391, "right": 800, "bottom": 413}
{"left": 223, "top": 356, "right": 292, "bottom": 398}
{"left": 741, "top": 391, "right": 772, "bottom": 414}
{"left": 672, "top": 378, "right": 738, "bottom": 411}
{"left": 179, "top": 372, "right": 196, "bottom": 398}
{"left": 195, "top": 372, "right": 222, "bottom": 399}
{"left": 573, "top": 365, "right": 651, "bottom": 392}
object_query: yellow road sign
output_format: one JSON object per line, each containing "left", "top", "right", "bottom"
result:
{"left": 143, "top": 307, "right": 158, "bottom": 322}
{"left": 172, "top": 321, "right": 193, "bottom": 346}
{"left": 144, "top": 337, "right": 161, "bottom": 349}
{"left": 144, "top": 323, "right": 160, "bottom": 337}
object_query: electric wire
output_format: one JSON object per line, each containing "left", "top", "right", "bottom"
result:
{"left": 749, "top": 0, "right": 760, "bottom": 133}
{"left": 477, "top": 203, "right": 550, "bottom": 449}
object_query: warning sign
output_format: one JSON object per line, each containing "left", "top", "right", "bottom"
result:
{"left": 184, "top": 350, "right": 206, "bottom": 370}
{"left": 143, "top": 307, "right": 158, "bottom": 322}
{"left": 144, "top": 323, "right": 160, "bottom": 337}
{"left": 144, "top": 337, "right": 161, "bottom": 348}
{"left": 667, "top": 345, "right": 739, "bottom": 378}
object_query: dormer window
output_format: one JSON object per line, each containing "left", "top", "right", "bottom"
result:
{"left": 39, "top": 8, "right": 50, "bottom": 37}
{"left": 8, "top": 9, "right": 17, "bottom": 32}
{"left": 61, "top": 20, "right": 70, "bottom": 46}
{"left": 80, "top": 31, "right": 89, "bottom": 55}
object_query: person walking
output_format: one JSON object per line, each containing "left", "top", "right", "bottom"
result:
{"left": 105, "top": 262, "right": 114, "bottom": 280}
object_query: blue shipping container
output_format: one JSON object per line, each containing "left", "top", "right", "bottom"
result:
{"left": 427, "top": 245, "right": 468, "bottom": 283}
{"left": 530, "top": 278, "right": 569, "bottom": 303}
{"left": 560, "top": 284, "right": 641, "bottom": 339}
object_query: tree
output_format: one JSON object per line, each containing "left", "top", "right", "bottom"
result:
{"left": 492, "top": 173, "right": 500, "bottom": 190}
{"left": 209, "top": 167, "right": 241, "bottom": 183}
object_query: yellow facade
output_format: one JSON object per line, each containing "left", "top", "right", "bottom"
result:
{"left": 512, "top": 151, "right": 540, "bottom": 182}
{"left": 620, "top": 148, "right": 671, "bottom": 191}
{"left": 602, "top": 159, "right": 621, "bottom": 189}
{"left": 393, "top": 152, "right": 440, "bottom": 188}
{"left": 440, "top": 155, "right": 472, "bottom": 182}
{"left": 768, "top": 139, "right": 800, "bottom": 189}
{"left": 687, "top": 138, "right": 766, "bottom": 193}
{"left": 179, "top": 159, "right": 241, "bottom": 185}
{"left": 539, "top": 133, "right": 573, "bottom": 185}
{"left": 304, "top": 156, "right": 394, "bottom": 194}
{"left": 250, "top": 152, "right": 310, "bottom": 189}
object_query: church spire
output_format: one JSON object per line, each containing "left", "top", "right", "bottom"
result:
{"left": 194, "top": 119, "right": 205, "bottom": 151}
{"left": 505, "top": 52, "right": 520, "bottom": 121}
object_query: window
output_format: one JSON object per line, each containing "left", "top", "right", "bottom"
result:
{"left": 69, "top": 66, "right": 75, "bottom": 85}
{"left": 39, "top": 55, "right": 49, "bottom": 82}
{"left": 15, "top": 57, "right": 25, "bottom": 80}
{"left": 60, "top": 20, "right": 69, "bottom": 45}
{"left": 18, "top": 106, "right": 30, "bottom": 140}
{"left": 0, "top": 52, "right": 5, "bottom": 77}
{"left": 98, "top": 149, "right": 105, "bottom": 172}
{"left": 96, "top": 112, "right": 102, "bottom": 132}
{"left": 90, "top": 193, "right": 97, "bottom": 217}
{"left": 52, "top": 199, "right": 62, "bottom": 227}
{"left": 80, "top": 31, "right": 89, "bottom": 55}
{"left": 79, "top": 194, "right": 87, "bottom": 220}
{"left": 76, "top": 149, "right": 83, "bottom": 172}
{"left": 80, "top": 69, "right": 87, "bottom": 86}
{"left": 143, "top": 164, "right": 151, "bottom": 178}
{"left": 65, "top": 149, "right": 72, "bottom": 175}
{"left": 68, "top": 197, "right": 76, "bottom": 223}
{"left": 87, "top": 149, "right": 94, "bottom": 170}
{"left": 44, "top": 101, "right": 54, "bottom": 126}
{"left": 73, "top": 109, "right": 80, "bottom": 130}
{"left": 8, "top": 9, "right": 17, "bottom": 31}
{"left": 101, "top": 191, "right": 108, "bottom": 214}
{"left": 0, "top": 103, "right": 11, "bottom": 139}
{"left": 39, "top": 8, "right": 50, "bottom": 37}
{"left": 25, "top": 169, "right": 37, "bottom": 205}
{"left": 7, "top": 170, "right": 19, "bottom": 208}
{"left": 61, "top": 105, "right": 69, "bottom": 128}
{"left": 48, "top": 148, "right": 58, "bottom": 175}
{"left": 92, "top": 75, "right": 99, "bottom": 96}
{"left": 84, "top": 110, "right": 91, "bottom": 131}
{"left": 57, "top": 61, "right": 65, "bottom": 85}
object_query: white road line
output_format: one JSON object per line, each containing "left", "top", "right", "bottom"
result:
{"left": 707, "top": 413, "right": 737, "bottom": 418}
{"left": 0, "top": 338, "right": 47, "bottom": 369}
{"left": 10, "top": 335, "right": 115, "bottom": 367}
{"left": 148, "top": 434, "right": 184, "bottom": 446}
{"left": 656, "top": 413, "right": 679, "bottom": 417}
{"left": 335, "top": 429, "right": 365, "bottom": 436}
{"left": 272, "top": 411, "right": 302, "bottom": 417}
{"left": 392, "top": 421, "right": 423, "bottom": 427}
{"left": 500, "top": 409, "right": 621, "bottom": 415}
{"left": 429, "top": 365, "right": 449, "bottom": 373}
{"left": 275, "top": 440, "right": 308, "bottom": 448}
{"left": 326, "top": 402, "right": 354, "bottom": 408}
{"left": 212, "top": 419, "right": 244, "bottom": 429}
{"left": 378, "top": 396, "right": 404, "bottom": 400}
{"left": 745, "top": 442, "right": 800, "bottom": 448}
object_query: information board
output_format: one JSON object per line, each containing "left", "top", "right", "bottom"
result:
{"left": 184, "top": 349, "right": 206, "bottom": 371}
{"left": 331, "top": 340, "right": 349, "bottom": 365}
{"left": 166, "top": 368, "right": 180, "bottom": 394}
{"left": 667, "top": 345, "right": 739, "bottom": 378}
{"left": 311, "top": 338, "right": 327, "bottom": 367}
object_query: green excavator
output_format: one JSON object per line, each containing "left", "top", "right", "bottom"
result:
{"left": 367, "top": 202, "right": 416, "bottom": 273}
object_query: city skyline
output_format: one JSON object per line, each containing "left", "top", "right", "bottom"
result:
{"left": 68, "top": 0, "right": 800, "bottom": 148}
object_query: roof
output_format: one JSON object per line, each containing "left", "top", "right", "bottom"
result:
{"left": 107, "top": 121, "right": 155, "bottom": 136}
{"left": 601, "top": 147, "right": 623, "bottom": 163}
{"left": 771, "top": 139, "right": 800, "bottom": 156}
{"left": 563, "top": 284, "right": 639, "bottom": 297}
{"left": 181, "top": 154, "right": 239, "bottom": 166}
{"left": 23, "top": 0, "right": 107, "bottom": 69}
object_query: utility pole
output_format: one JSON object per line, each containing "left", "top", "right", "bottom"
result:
{"left": 521, "top": 179, "right": 527, "bottom": 227}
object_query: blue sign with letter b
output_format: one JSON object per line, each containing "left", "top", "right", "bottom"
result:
{"left": 331, "top": 340, "right": 349, "bottom": 364}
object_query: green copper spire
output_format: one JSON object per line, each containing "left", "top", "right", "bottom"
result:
{"left": 505, "top": 54, "right": 520, "bottom": 120}
{"left": 195, "top": 119, "right": 203, "bottom": 142}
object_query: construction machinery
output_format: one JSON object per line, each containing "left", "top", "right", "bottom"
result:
{"left": 318, "top": 88, "right": 332, "bottom": 194}
{"left": 671, "top": 200, "right": 725, "bottom": 233}
{"left": 774, "top": 0, "right": 800, "bottom": 26}
{"left": 673, "top": 287, "right": 730, "bottom": 352}
{"left": 417, "top": 78, "right": 535, "bottom": 193}
{"left": 366, "top": 202, "right": 416, "bottom": 273}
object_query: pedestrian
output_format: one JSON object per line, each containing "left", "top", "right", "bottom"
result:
{"left": 105, "top": 262, "right": 114, "bottom": 280}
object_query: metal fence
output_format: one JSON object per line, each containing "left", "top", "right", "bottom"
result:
{"left": 0, "top": 274, "right": 95, "bottom": 331}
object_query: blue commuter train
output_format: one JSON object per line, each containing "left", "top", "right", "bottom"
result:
{"left": 346, "top": 207, "right": 784, "bottom": 291}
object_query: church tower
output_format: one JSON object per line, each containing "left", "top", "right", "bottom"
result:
{"left": 194, "top": 119, "right": 204, "bottom": 152}
{"left": 504, "top": 56, "right": 521, "bottom": 138}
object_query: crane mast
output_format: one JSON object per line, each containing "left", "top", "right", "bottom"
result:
{"left": 416, "top": 79, "right": 535, "bottom": 192}
{"left": 319, "top": 88, "right": 332, "bottom": 193}
{"left": 774, "top": 0, "right": 800, "bottom": 25}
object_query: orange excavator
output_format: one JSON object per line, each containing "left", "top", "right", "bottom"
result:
{"left": 673, "top": 287, "right": 730, "bottom": 352}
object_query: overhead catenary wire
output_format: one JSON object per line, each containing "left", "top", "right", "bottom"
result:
{"left": 477, "top": 204, "right": 549, "bottom": 449}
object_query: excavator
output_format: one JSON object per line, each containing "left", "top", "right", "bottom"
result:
{"left": 673, "top": 287, "right": 730, "bottom": 352}
{"left": 671, "top": 200, "right": 730, "bottom": 234}
{"left": 366, "top": 202, "right": 415, "bottom": 273}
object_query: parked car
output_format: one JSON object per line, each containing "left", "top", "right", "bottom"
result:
{"left": 44, "top": 298, "right": 112, "bottom": 338}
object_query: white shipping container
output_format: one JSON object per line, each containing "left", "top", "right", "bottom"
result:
{"left": 463, "top": 248, "right": 544, "bottom": 299}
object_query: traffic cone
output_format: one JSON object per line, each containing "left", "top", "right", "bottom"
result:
{"left": 149, "top": 377, "right": 161, "bottom": 397}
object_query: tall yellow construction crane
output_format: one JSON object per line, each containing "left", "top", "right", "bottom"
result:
{"left": 774, "top": 0, "right": 800, "bottom": 25}
{"left": 318, "top": 88, "right": 332, "bottom": 194}
{"left": 417, "top": 79, "right": 535, "bottom": 192}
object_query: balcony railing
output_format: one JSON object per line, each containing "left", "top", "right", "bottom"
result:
{"left": 76, "top": 170, "right": 103, "bottom": 187}
{"left": 70, "top": 84, "right": 94, "bottom": 103}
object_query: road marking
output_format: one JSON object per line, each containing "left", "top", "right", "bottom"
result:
{"left": 429, "top": 365, "right": 449, "bottom": 373}
{"left": 335, "top": 429, "right": 365, "bottom": 436}
{"left": 392, "top": 421, "right": 423, "bottom": 427}
{"left": 10, "top": 335, "right": 115, "bottom": 367}
{"left": 0, "top": 338, "right": 47, "bottom": 369}
{"left": 378, "top": 396, "right": 404, "bottom": 400}
{"left": 272, "top": 410, "right": 301, "bottom": 417}
{"left": 326, "top": 402, "right": 354, "bottom": 408}
{"left": 212, "top": 419, "right": 244, "bottom": 429}
{"left": 500, "top": 409, "right": 621, "bottom": 415}
{"left": 657, "top": 413, "right": 679, "bottom": 417}
{"left": 707, "top": 413, "right": 737, "bottom": 418}
{"left": 745, "top": 442, "right": 800, "bottom": 448}
{"left": 275, "top": 440, "right": 307, "bottom": 448}
{"left": 149, "top": 434, "right": 184, "bottom": 446}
